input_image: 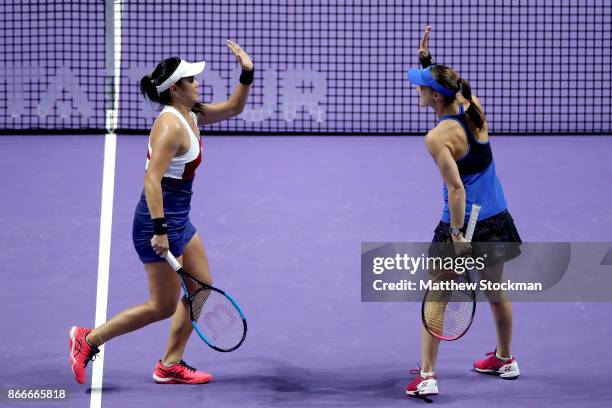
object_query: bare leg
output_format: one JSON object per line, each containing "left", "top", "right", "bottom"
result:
{"left": 481, "top": 263, "right": 513, "bottom": 357}
{"left": 489, "top": 300, "right": 513, "bottom": 357}
{"left": 86, "top": 261, "right": 182, "bottom": 347}
{"left": 421, "top": 326, "right": 441, "bottom": 372}
{"left": 421, "top": 269, "right": 452, "bottom": 372}
{"left": 161, "top": 233, "right": 212, "bottom": 365}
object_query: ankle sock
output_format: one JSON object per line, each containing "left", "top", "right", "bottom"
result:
{"left": 495, "top": 352, "right": 511, "bottom": 362}
{"left": 421, "top": 370, "right": 435, "bottom": 378}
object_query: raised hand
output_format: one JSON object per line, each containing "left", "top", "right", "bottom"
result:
{"left": 418, "top": 26, "right": 432, "bottom": 58}
{"left": 226, "top": 40, "right": 254, "bottom": 71}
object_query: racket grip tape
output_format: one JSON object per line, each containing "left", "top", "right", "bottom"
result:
{"left": 164, "top": 251, "right": 182, "bottom": 272}
{"left": 464, "top": 204, "right": 481, "bottom": 243}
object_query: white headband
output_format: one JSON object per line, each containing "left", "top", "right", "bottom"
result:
{"left": 156, "top": 59, "right": 206, "bottom": 93}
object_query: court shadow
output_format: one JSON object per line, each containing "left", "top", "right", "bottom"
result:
{"left": 216, "top": 359, "right": 460, "bottom": 406}
{"left": 85, "top": 385, "right": 122, "bottom": 394}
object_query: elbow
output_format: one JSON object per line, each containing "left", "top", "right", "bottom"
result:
{"left": 226, "top": 97, "right": 246, "bottom": 117}
{"left": 231, "top": 103, "right": 245, "bottom": 117}
{"left": 143, "top": 172, "right": 161, "bottom": 191}
{"left": 447, "top": 183, "right": 465, "bottom": 196}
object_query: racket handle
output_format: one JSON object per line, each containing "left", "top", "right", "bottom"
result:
{"left": 464, "top": 204, "right": 481, "bottom": 243}
{"left": 164, "top": 251, "right": 182, "bottom": 271}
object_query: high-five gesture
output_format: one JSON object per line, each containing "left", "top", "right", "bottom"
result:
{"left": 196, "top": 40, "right": 254, "bottom": 125}
{"left": 226, "top": 40, "right": 253, "bottom": 71}
{"left": 418, "top": 25, "right": 432, "bottom": 58}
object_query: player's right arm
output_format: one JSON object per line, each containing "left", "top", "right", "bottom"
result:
{"left": 424, "top": 126, "right": 467, "bottom": 242}
{"left": 144, "top": 114, "right": 183, "bottom": 256}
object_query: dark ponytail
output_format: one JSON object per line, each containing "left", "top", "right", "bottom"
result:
{"left": 458, "top": 77, "right": 485, "bottom": 132}
{"left": 139, "top": 57, "right": 182, "bottom": 107}
{"left": 140, "top": 73, "right": 161, "bottom": 104}
{"left": 430, "top": 65, "right": 486, "bottom": 132}
{"left": 191, "top": 102, "right": 206, "bottom": 116}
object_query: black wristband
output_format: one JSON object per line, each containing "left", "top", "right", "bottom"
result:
{"left": 419, "top": 53, "right": 434, "bottom": 68}
{"left": 152, "top": 218, "right": 168, "bottom": 235}
{"left": 239, "top": 69, "right": 254, "bottom": 85}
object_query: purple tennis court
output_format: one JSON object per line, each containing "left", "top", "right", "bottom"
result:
{"left": 1, "top": 1, "right": 611, "bottom": 407}
{"left": 2, "top": 135, "right": 612, "bottom": 407}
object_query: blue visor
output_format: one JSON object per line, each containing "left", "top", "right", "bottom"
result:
{"left": 407, "top": 66, "right": 456, "bottom": 97}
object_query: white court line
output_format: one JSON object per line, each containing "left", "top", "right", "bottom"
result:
{"left": 90, "top": 132, "right": 116, "bottom": 407}
{"left": 91, "top": 1, "right": 122, "bottom": 406}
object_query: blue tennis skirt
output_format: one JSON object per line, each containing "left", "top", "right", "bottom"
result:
{"left": 132, "top": 177, "right": 197, "bottom": 263}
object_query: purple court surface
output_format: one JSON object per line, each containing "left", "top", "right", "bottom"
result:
{"left": 1, "top": 134, "right": 611, "bottom": 407}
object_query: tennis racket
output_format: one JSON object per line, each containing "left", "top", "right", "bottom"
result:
{"left": 421, "top": 204, "right": 480, "bottom": 341}
{"left": 164, "top": 251, "right": 247, "bottom": 352}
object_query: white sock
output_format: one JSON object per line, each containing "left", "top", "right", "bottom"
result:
{"left": 421, "top": 370, "right": 435, "bottom": 378}
{"left": 495, "top": 352, "right": 511, "bottom": 362}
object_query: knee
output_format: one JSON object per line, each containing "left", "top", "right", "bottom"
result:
{"left": 489, "top": 301, "right": 513, "bottom": 318}
{"left": 149, "top": 301, "right": 177, "bottom": 320}
{"left": 484, "top": 289, "right": 508, "bottom": 303}
{"left": 489, "top": 298, "right": 511, "bottom": 308}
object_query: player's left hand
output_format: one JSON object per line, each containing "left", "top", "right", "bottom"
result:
{"left": 418, "top": 26, "right": 432, "bottom": 59}
{"left": 226, "top": 40, "right": 253, "bottom": 71}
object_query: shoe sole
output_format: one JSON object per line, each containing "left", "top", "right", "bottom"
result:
{"left": 153, "top": 373, "right": 212, "bottom": 385}
{"left": 474, "top": 367, "right": 519, "bottom": 379}
{"left": 406, "top": 390, "right": 439, "bottom": 397}
{"left": 406, "top": 380, "right": 439, "bottom": 397}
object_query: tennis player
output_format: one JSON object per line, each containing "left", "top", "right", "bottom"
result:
{"left": 69, "top": 40, "right": 253, "bottom": 385}
{"left": 405, "top": 27, "right": 522, "bottom": 397}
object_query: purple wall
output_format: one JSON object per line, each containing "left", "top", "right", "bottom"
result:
{"left": 2, "top": 1, "right": 611, "bottom": 134}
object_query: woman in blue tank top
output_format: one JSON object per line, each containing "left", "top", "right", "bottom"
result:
{"left": 404, "top": 27, "right": 522, "bottom": 398}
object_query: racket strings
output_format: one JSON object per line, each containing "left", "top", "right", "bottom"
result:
{"left": 423, "top": 275, "right": 475, "bottom": 339}
{"left": 191, "top": 288, "right": 244, "bottom": 350}
{"left": 191, "top": 288, "right": 211, "bottom": 321}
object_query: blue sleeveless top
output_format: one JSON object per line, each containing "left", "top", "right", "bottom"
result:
{"left": 440, "top": 106, "right": 507, "bottom": 223}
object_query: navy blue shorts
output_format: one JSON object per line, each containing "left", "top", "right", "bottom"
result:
{"left": 132, "top": 178, "right": 197, "bottom": 263}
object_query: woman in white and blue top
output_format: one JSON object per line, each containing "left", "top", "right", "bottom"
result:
{"left": 69, "top": 41, "right": 254, "bottom": 386}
